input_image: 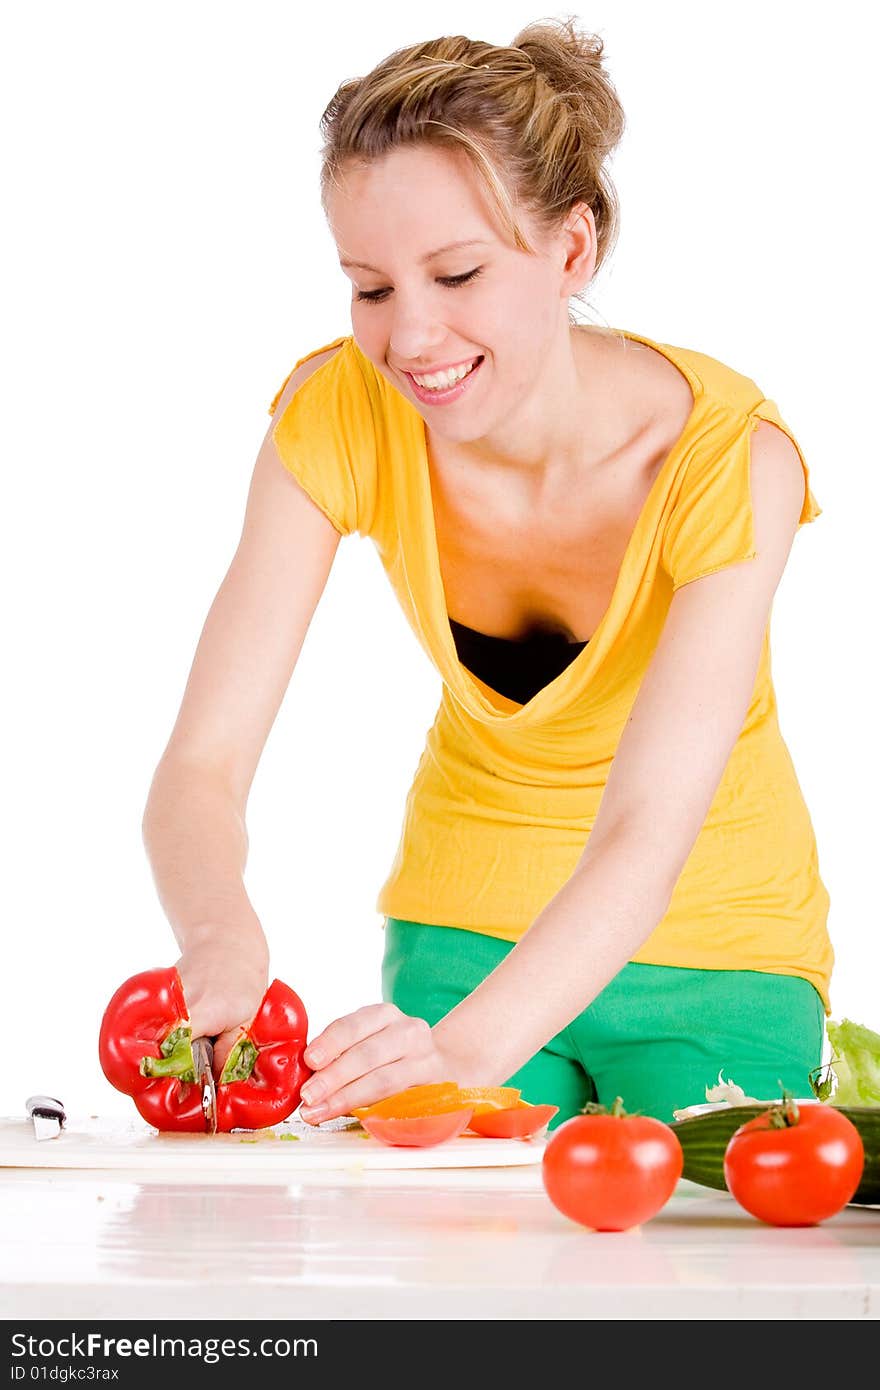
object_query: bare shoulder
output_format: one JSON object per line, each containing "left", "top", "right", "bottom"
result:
{"left": 574, "top": 325, "right": 695, "bottom": 448}
{"left": 748, "top": 418, "right": 807, "bottom": 541}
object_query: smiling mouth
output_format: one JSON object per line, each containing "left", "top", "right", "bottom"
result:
{"left": 409, "top": 356, "right": 481, "bottom": 387}
{"left": 404, "top": 357, "right": 485, "bottom": 399}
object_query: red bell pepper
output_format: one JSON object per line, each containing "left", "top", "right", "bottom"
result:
{"left": 360, "top": 1109, "right": 475, "bottom": 1147}
{"left": 214, "top": 979, "right": 312, "bottom": 1131}
{"left": 98, "top": 966, "right": 311, "bottom": 1133}
{"left": 467, "top": 1103, "right": 559, "bottom": 1138}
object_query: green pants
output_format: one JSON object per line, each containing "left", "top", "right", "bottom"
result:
{"left": 381, "top": 917, "right": 825, "bottom": 1129}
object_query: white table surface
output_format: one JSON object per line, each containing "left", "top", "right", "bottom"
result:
{"left": 2, "top": 1150, "right": 879, "bottom": 1320}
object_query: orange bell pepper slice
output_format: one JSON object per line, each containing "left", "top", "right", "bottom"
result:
{"left": 455, "top": 1086, "right": 523, "bottom": 1115}
{"left": 350, "top": 1082, "right": 464, "bottom": 1122}
{"left": 351, "top": 1082, "right": 524, "bottom": 1122}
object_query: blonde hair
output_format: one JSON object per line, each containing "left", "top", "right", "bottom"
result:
{"left": 319, "top": 16, "right": 626, "bottom": 320}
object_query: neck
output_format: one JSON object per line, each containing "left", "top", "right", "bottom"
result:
{"left": 431, "top": 325, "right": 637, "bottom": 487}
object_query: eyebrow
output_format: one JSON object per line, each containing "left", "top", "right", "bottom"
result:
{"left": 338, "top": 238, "right": 490, "bottom": 272}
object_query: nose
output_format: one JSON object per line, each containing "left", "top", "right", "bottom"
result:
{"left": 388, "top": 301, "right": 446, "bottom": 364}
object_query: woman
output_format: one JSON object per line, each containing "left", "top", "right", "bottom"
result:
{"left": 142, "top": 19, "right": 831, "bottom": 1128}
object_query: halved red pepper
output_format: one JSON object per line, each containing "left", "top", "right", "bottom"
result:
{"left": 360, "top": 1109, "right": 474, "bottom": 1147}
{"left": 467, "top": 1103, "right": 559, "bottom": 1139}
{"left": 214, "top": 980, "right": 311, "bottom": 1131}
{"left": 98, "top": 966, "right": 311, "bottom": 1133}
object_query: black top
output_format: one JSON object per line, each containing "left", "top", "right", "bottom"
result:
{"left": 449, "top": 617, "right": 589, "bottom": 705}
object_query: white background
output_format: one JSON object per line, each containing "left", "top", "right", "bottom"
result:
{"left": 3, "top": 1, "right": 877, "bottom": 1119}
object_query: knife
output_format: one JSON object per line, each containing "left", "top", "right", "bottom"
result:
{"left": 26, "top": 1094, "right": 66, "bottom": 1141}
{"left": 192, "top": 1037, "right": 217, "bottom": 1135}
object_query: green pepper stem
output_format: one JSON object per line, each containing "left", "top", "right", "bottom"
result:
{"left": 219, "top": 1036, "right": 259, "bottom": 1084}
{"left": 139, "top": 1023, "right": 196, "bottom": 1081}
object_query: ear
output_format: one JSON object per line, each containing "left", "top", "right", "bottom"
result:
{"left": 561, "top": 201, "right": 597, "bottom": 294}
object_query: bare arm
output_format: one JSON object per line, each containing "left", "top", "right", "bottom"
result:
{"left": 141, "top": 345, "right": 344, "bottom": 1052}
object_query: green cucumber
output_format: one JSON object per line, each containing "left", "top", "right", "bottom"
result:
{"left": 669, "top": 1104, "right": 880, "bottom": 1206}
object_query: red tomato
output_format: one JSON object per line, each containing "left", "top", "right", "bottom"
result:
{"left": 541, "top": 1099, "right": 683, "bottom": 1231}
{"left": 468, "top": 1104, "right": 559, "bottom": 1139}
{"left": 360, "top": 1109, "right": 474, "bottom": 1148}
{"left": 723, "top": 1098, "right": 864, "bottom": 1226}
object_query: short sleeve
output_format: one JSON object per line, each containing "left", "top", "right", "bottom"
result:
{"left": 661, "top": 400, "right": 822, "bottom": 592}
{"left": 750, "top": 397, "right": 823, "bottom": 526}
{"left": 268, "top": 337, "right": 378, "bottom": 538}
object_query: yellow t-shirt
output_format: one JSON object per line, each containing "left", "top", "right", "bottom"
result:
{"left": 269, "top": 328, "right": 833, "bottom": 1011}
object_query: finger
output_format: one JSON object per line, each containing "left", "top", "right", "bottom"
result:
{"left": 302, "top": 1014, "right": 429, "bottom": 1102}
{"left": 210, "top": 1026, "right": 245, "bottom": 1080}
{"left": 301, "top": 1057, "right": 442, "bottom": 1124}
{"left": 303, "top": 1003, "right": 404, "bottom": 1070}
{"left": 300, "top": 1025, "right": 408, "bottom": 1114}
{"left": 299, "top": 1017, "right": 434, "bottom": 1120}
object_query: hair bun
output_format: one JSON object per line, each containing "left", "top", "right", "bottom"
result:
{"left": 320, "top": 16, "right": 626, "bottom": 286}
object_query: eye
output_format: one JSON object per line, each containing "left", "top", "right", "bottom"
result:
{"left": 355, "top": 266, "right": 484, "bottom": 304}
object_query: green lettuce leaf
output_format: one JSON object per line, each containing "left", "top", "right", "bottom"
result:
{"left": 825, "top": 1018, "right": 880, "bottom": 1105}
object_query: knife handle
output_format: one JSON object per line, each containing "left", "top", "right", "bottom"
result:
{"left": 26, "top": 1095, "right": 66, "bottom": 1120}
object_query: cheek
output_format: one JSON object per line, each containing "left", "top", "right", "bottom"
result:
{"left": 488, "top": 274, "right": 555, "bottom": 347}
{"left": 349, "top": 315, "right": 409, "bottom": 398}
{"left": 349, "top": 310, "right": 387, "bottom": 368}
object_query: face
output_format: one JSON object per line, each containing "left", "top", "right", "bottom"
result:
{"left": 326, "top": 143, "right": 593, "bottom": 448}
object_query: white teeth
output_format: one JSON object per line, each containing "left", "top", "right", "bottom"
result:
{"left": 412, "top": 358, "right": 479, "bottom": 390}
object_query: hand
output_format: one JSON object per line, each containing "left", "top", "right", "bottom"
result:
{"left": 174, "top": 934, "right": 270, "bottom": 1079}
{"left": 297, "top": 1003, "right": 465, "bottom": 1124}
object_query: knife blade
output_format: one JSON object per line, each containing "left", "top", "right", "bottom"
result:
{"left": 26, "top": 1094, "right": 66, "bottom": 1141}
{"left": 192, "top": 1037, "right": 217, "bottom": 1135}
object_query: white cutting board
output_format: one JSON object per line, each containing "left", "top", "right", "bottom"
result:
{"left": 0, "top": 1113, "right": 546, "bottom": 1172}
